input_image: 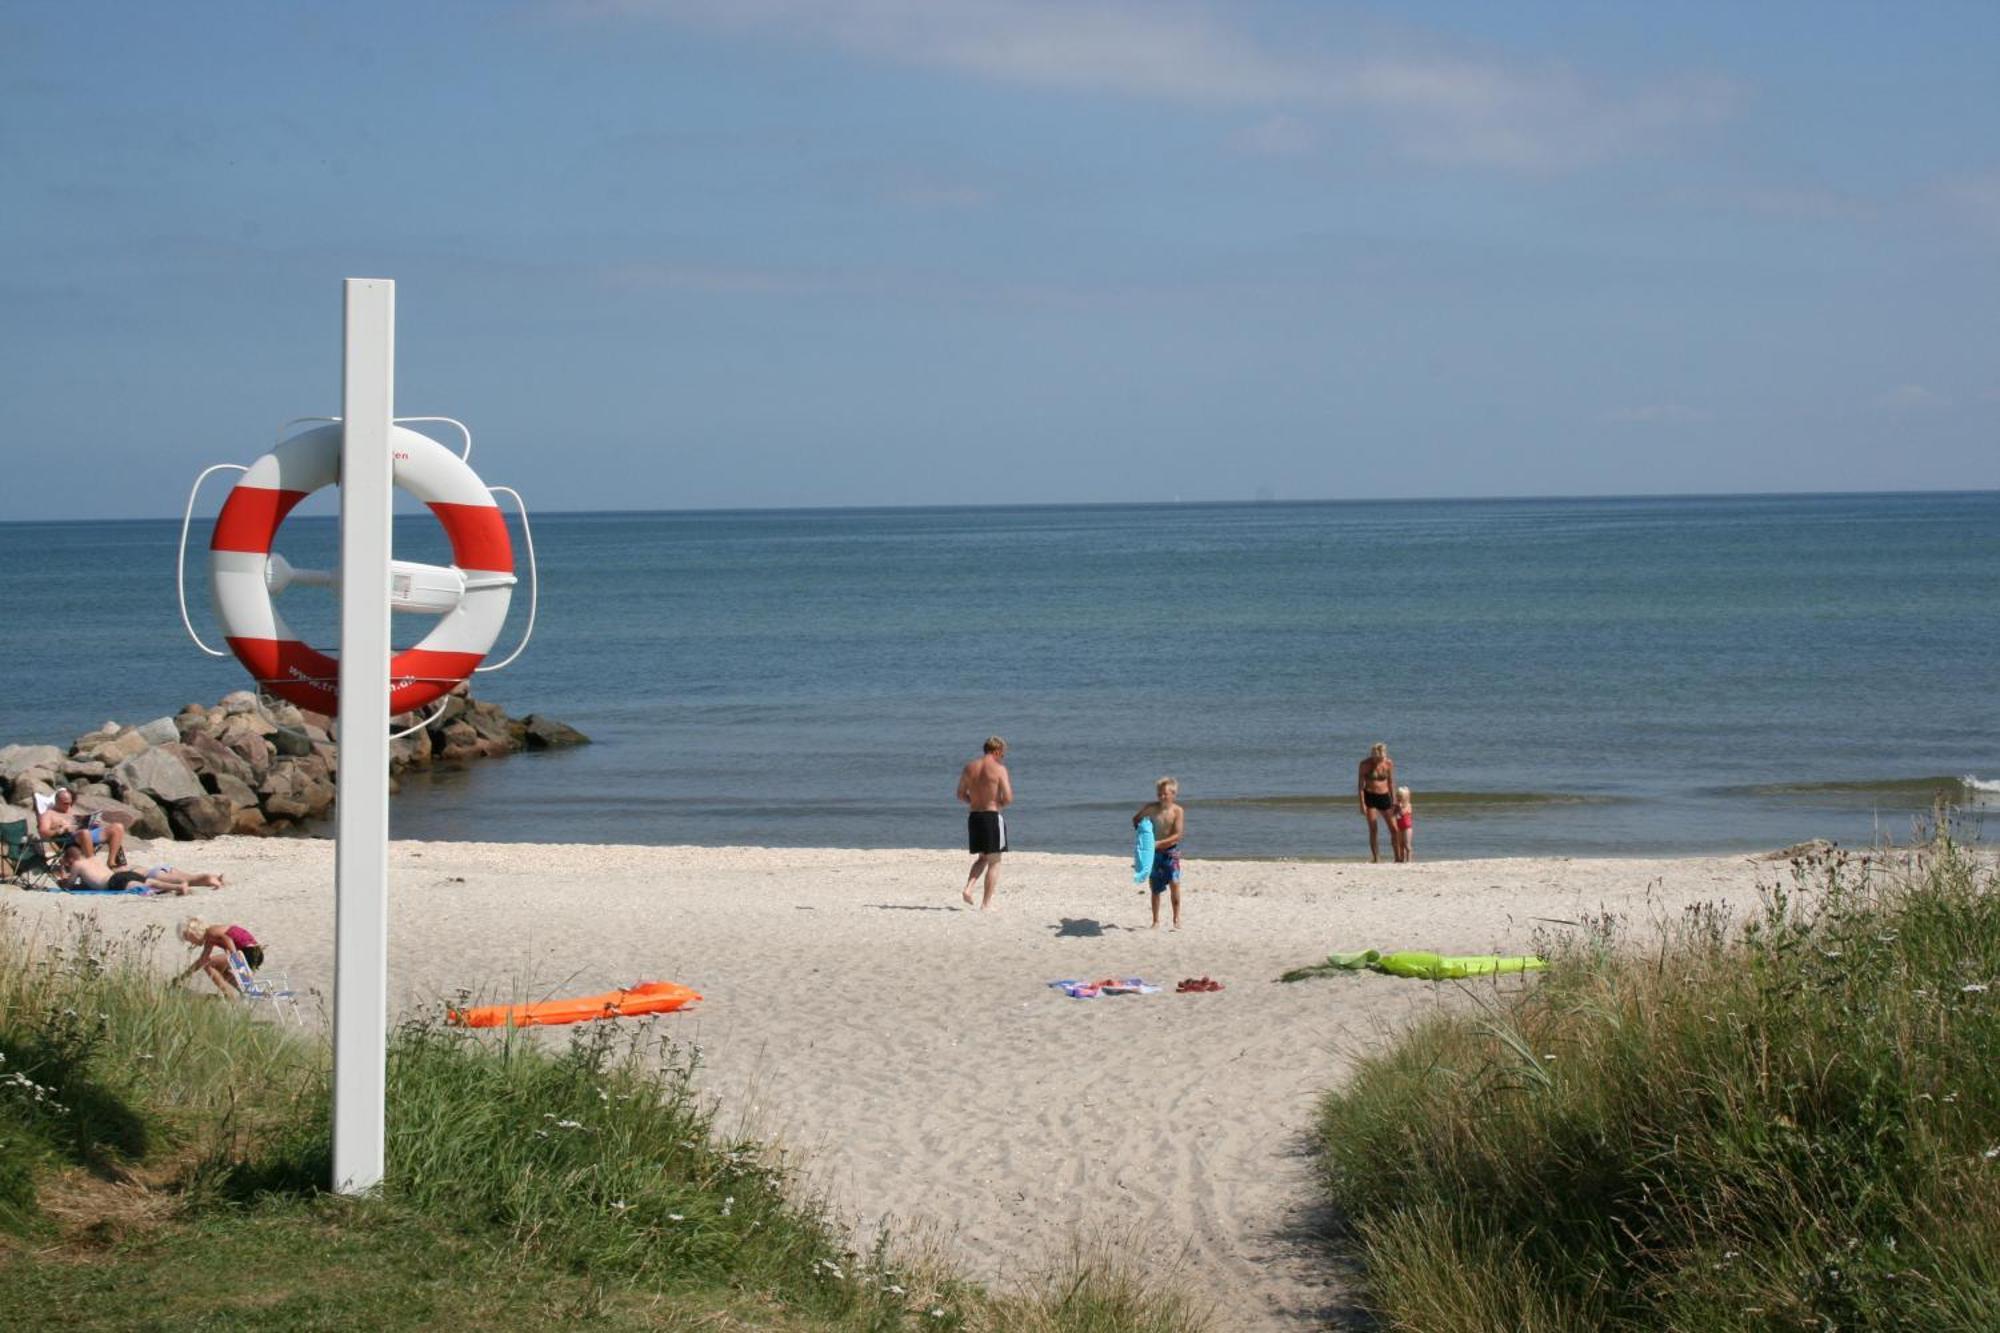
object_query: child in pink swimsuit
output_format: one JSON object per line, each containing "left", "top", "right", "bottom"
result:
{"left": 1392, "top": 786, "right": 1416, "bottom": 863}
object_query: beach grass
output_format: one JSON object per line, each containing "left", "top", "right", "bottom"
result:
{"left": 1315, "top": 820, "right": 2000, "bottom": 1331}
{"left": 0, "top": 912, "right": 1205, "bottom": 1331}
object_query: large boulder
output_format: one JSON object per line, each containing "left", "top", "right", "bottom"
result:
{"left": 118, "top": 789, "right": 171, "bottom": 839}
{"left": 522, "top": 715, "right": 590, "bottom": 750}
{"left": 389, "top": 726, "right": 433, "bottom": 770}
{"left": 135, "top": 716, "right": 181, "bottom": 746}
{"left": 8, "top": 771, "right": 59, "bottom": 805}
{"left": 110, "top": 746, "right": 205, "bottom": 806}
{"left": 86, "top": 730, "right": 151, "bottom": 766}
{"left": 434, "top": 720, "right": 483, "bottom": 763}
{"left": 290, "top": 753, "right": 332, "bottom": 786}
{"left": 0, "top": 744, "right": 64, "bottom": 783}
{"left": 181, "top": 733, "right": 259, "bottom": 788}
{"left": 72, "top": 794, "right": 141, "bottom": 828}
{"left": 203, "top": 771, "right": 261, "bottom": 813}
{"left": 260, "top": 761, "right": 334, "bottom": 821}
{"left": 70, "top": 725, "right": 122, "bottom": 752}
{"left": 230, "top": 804, "right": 269, "bottom": 835}
{"left": 463, "top": 704, "right": 514, "bottom": 746}
{"left": 219, "top": 690, "right": 259, "bottom": 716}
{"left": 220, "top": 712, "right": 277, "bottom": 742}
{"left": 175, "top": 706, "right": 217, "bottom": 741}
{"left": 60, "top": 758, "right": 108, "bottom": 783}
{"left": 0, "top": 801, "right": 28, "bottom": 827}
{"left": 165, "top": 795, "right": 235, "bottom": 840}
{"left": 224, "top": 729, "right": 274, "bottom": 773}
{"left": 271, "top": 726, "right": 314, "bottom": 758}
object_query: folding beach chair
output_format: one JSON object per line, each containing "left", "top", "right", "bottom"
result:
{"left": 0, "top": 818, "right": 62, "bottom": 891}
{"left": 228, "top": 950, "right": 305, "bottom": 1026}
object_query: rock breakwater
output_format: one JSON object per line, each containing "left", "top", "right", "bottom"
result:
{"left": 0, "top": 689, "right": 586, "bottom": 840}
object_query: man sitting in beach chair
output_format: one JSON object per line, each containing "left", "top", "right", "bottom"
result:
{"left": 37, "top": 787, "right": 128, "bottom": 868}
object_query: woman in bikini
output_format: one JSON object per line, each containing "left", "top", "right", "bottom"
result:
{"left": 1357, "top": 742, "right": 1396, "bottom": 863}
{"left": 178, "top": 918, "right": 263, "bottom": 995}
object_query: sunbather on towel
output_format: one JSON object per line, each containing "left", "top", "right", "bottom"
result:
{"left": 39, "top": 787, "right": 127, "bottom": 867}
{"left": 59, "top": 845, "right": 224, "bottom": 894}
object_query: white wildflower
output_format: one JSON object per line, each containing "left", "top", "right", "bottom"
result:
{"left": 1962, "top": 984, "right": 1988, "bottom": 994}
{"left": 1983, "top": 1146, "right": 2000, "bottom": 1161}
{"left": 668, "top": 1213, "right": 685, "bottom": 1222}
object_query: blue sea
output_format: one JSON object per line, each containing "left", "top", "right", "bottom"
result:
{"left": 3, "top": 492, "right": 1996, "bottom": 859}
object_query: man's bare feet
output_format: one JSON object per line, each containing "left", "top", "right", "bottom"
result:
{"left": 961, "top": 885, "right": 976, "bottom": 906}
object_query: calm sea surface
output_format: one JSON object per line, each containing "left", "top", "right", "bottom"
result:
{"left": 3, "top": 493, "right": 1996, "bottom": 858}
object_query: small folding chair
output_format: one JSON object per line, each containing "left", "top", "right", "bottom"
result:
{"left": 228, "top": 950, "right": 305, "bottom": 1025}
{"left": 1, "top": 818, "right": 62, "bottom": 891}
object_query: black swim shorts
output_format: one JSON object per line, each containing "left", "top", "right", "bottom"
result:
{"left": 967, "top": 810, "right": 1008, "bottom": 854}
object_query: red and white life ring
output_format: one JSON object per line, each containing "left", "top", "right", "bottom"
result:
{"left": 208, "top": 423, "right": 514, "bottom": 716}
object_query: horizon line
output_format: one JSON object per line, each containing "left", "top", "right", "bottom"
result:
{"left": 14, "top": 484, "right": 1998, "bottom": 526}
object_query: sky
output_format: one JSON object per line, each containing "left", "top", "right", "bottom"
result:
{"left": 4, "top": 0, "right": 1998, "bottom": 515}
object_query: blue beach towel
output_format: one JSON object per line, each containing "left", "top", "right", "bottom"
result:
{"left": 1049, "top": 977, "right": 1163, "bottom": 999}
{"left": 55, "top": 886, "right": 151, "bottom": 897}
{"left": 1133, "top": 818, "right": 1155, "bottom": 884}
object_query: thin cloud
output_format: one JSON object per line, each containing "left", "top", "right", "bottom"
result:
{"left": 1603, "top": 403, "right": 1710, "bottom": 425}
{"left": 1936, "top": 172, "right": 2000, "bottom": 234}
{"left": 885, "top": 178, "right": 994, "bottom": 210}
{"left": 601, "top": 262, "right": 839, "bottom": 295}
{"left": 1872, "top": 384, "right": 1949, "bottom": 411}
{"left": 1232, "top": 113, "right": 1317, "bottom": 158}
{"left": 577, "top": 0, "right": 1738, "bottom": 171}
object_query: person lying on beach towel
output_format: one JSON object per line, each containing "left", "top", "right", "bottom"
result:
{"left": 59, "top": 845, "right": 225, "bottom": 895}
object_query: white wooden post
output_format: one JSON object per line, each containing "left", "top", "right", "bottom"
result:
{"left": 333, "top": 278, "right": 395, "bottom": 1194}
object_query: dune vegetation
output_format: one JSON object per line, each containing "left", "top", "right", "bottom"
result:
{"left": 1317, "top": 822, "right": 2000, "bottom": 1331}
{"left": 0, "top": 914, "right": 1205, "bottom": 1332}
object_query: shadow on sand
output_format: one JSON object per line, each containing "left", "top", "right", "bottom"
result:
{"left": 1052, "top": 917, "right": 1130, "bottom": 938}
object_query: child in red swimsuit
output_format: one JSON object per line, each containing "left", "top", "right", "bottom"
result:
{"left": 1392, "top": 786, "right": 1415, "bottom": 863}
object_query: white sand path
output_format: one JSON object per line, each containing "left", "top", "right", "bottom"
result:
{"left": 6, "top": 840, "right": 1773, "bottom": 1330}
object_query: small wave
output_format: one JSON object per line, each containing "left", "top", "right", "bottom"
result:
{"left": 1195, "top": 791, "right": 1622, "bottom": 813}
{"left": 1719, "top": 775, "right": 1995, "bottom": 803}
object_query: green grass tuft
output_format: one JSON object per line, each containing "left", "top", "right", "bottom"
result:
{"left": 1317, "top": 825, "right": 2000, "bottom": 1332}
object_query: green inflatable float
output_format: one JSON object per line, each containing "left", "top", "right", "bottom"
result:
{"left": 1280, "top": 949, "right": 1547, "bottom": 983}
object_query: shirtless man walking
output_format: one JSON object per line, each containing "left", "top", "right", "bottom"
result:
{"left": 956, "top": 736, "right": 1013, "bottom": 910}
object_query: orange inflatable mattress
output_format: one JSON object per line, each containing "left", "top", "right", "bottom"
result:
{"left": 448, "top": 981, "right": 702, "bottom": 1029}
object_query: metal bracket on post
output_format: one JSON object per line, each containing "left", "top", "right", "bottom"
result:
{"left": 333, "top": 278, "right": 395, "bottom": 1195}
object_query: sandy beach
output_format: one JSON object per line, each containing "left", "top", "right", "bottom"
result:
{"left": 4, "top": 838, "right": 1774, "bottom": 1329}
